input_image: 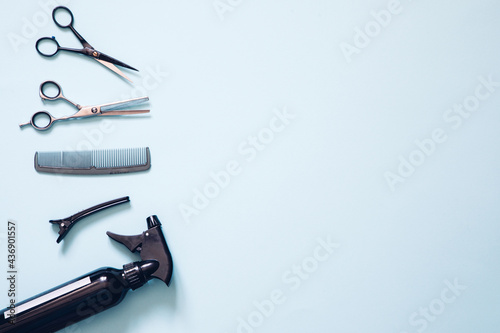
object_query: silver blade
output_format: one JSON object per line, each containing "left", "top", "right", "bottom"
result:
{"left": 99, "top": 110, "right": 150, "bottom": 116}
{"left": 100, "top": 97, "right": 149, "bottom": 111}
{"left": 95, "top": 59, "right": 132, "bottom": 83}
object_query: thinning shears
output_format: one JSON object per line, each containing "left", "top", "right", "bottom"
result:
{"left": 36, "top": 6, "right": 137, "bottom": 82}
{"left": 20, "top": 81, "right": 150, "bottom": 131}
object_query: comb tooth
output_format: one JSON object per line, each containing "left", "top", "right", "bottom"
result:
{"left": 92, "top": 149, "right": 97, "bottom": 168}
{"left": 137, "top": 148, "right": 142, "bottom": 165}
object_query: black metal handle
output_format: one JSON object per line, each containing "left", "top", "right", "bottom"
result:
{"left": 52, "top": 6, "right": 74, "bottom": 28}
{"left": 35, "top": 37, "right": 60, "bottom": 57}
{"left": 52, "top": 6, "right": 93, "bottom": 49}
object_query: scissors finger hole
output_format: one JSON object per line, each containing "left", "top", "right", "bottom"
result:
{"left": 53, "top": 6, "right": 74, "bottom": 28}
{"left": 40, "top": 81, "right": 61, "bottom": 99}
{"left": 32, "top": 112, "right": 53, "bottom": 130}
{"left": 36, "top": 37, "right": 59, "bottom": 57}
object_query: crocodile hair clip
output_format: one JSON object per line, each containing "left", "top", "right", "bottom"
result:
{"left": 49, "top": 196, "right": 130, "bottom": 243}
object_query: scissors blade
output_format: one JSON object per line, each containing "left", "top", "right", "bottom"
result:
{"left": 97, "top": 52, "right": 138, "bottom": 71}
{"left": 94, "top": 58, "right": 132, "bottom": 83}
{"left": 100, "top": 97, "right": 149, "bottom": 111}
{"left": 99, "top": 110, "right": 150, "bottom": 116}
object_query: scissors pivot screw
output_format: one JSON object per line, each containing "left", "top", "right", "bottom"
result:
{"left": 91, "top": 107, "right": 98, "bottom": 113}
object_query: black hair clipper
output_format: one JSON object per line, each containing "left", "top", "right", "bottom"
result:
{"left": 0, "top": 215, "right": 173, "bottom": 333}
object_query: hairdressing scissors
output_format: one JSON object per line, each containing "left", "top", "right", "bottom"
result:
{"left": 19, "top": 81, "right": 150, "bottom": 131}
{"left": 35, "top": 6, "right": 137, "bottom": 82}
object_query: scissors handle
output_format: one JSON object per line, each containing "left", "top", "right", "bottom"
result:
{"left": 35, "top": 37, "right": 60, "bottom": 57}
{"left": 40, "top": 81, "right": 63, "bottom": 100}
{"left": 52, "top": 6, "right": 74, "bottom": 28}
{"left": 39, "top": 81, "right": 81, "bottom": 109}
{"left": 20, "top": 111, "right": 57, "bottom": 131}
{"left": 52, "top": 6, "right": 92, "bottom": 49}
{"left": 35, "top": 36, "right": 92, "bottom": 59}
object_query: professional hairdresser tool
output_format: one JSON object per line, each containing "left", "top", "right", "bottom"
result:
{"left": 0, "top": 215, "right": 173, "bottom": 333}
{"left": 50, "top": 196, "right": 130, "bottom": 243}
{"left": 35, "top": 147, "right": 151, "bottom": 175}
{"left": 20, "top": 81, "right": 149, "bottom": 131}
{"left": 36, "top": 6, "right": 138, "bottom": 82}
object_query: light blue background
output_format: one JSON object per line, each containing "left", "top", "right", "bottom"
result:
{"left": 1, "top": 0, "right": 500, "bottom": 332}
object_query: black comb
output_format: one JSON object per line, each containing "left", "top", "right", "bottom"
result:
{"left": 35, "top": 147, "right": 151, "bottom": 175}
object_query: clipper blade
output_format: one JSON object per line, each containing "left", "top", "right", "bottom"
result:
{"left": 35, "top": 147, "right": 151, "bottom": 175}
